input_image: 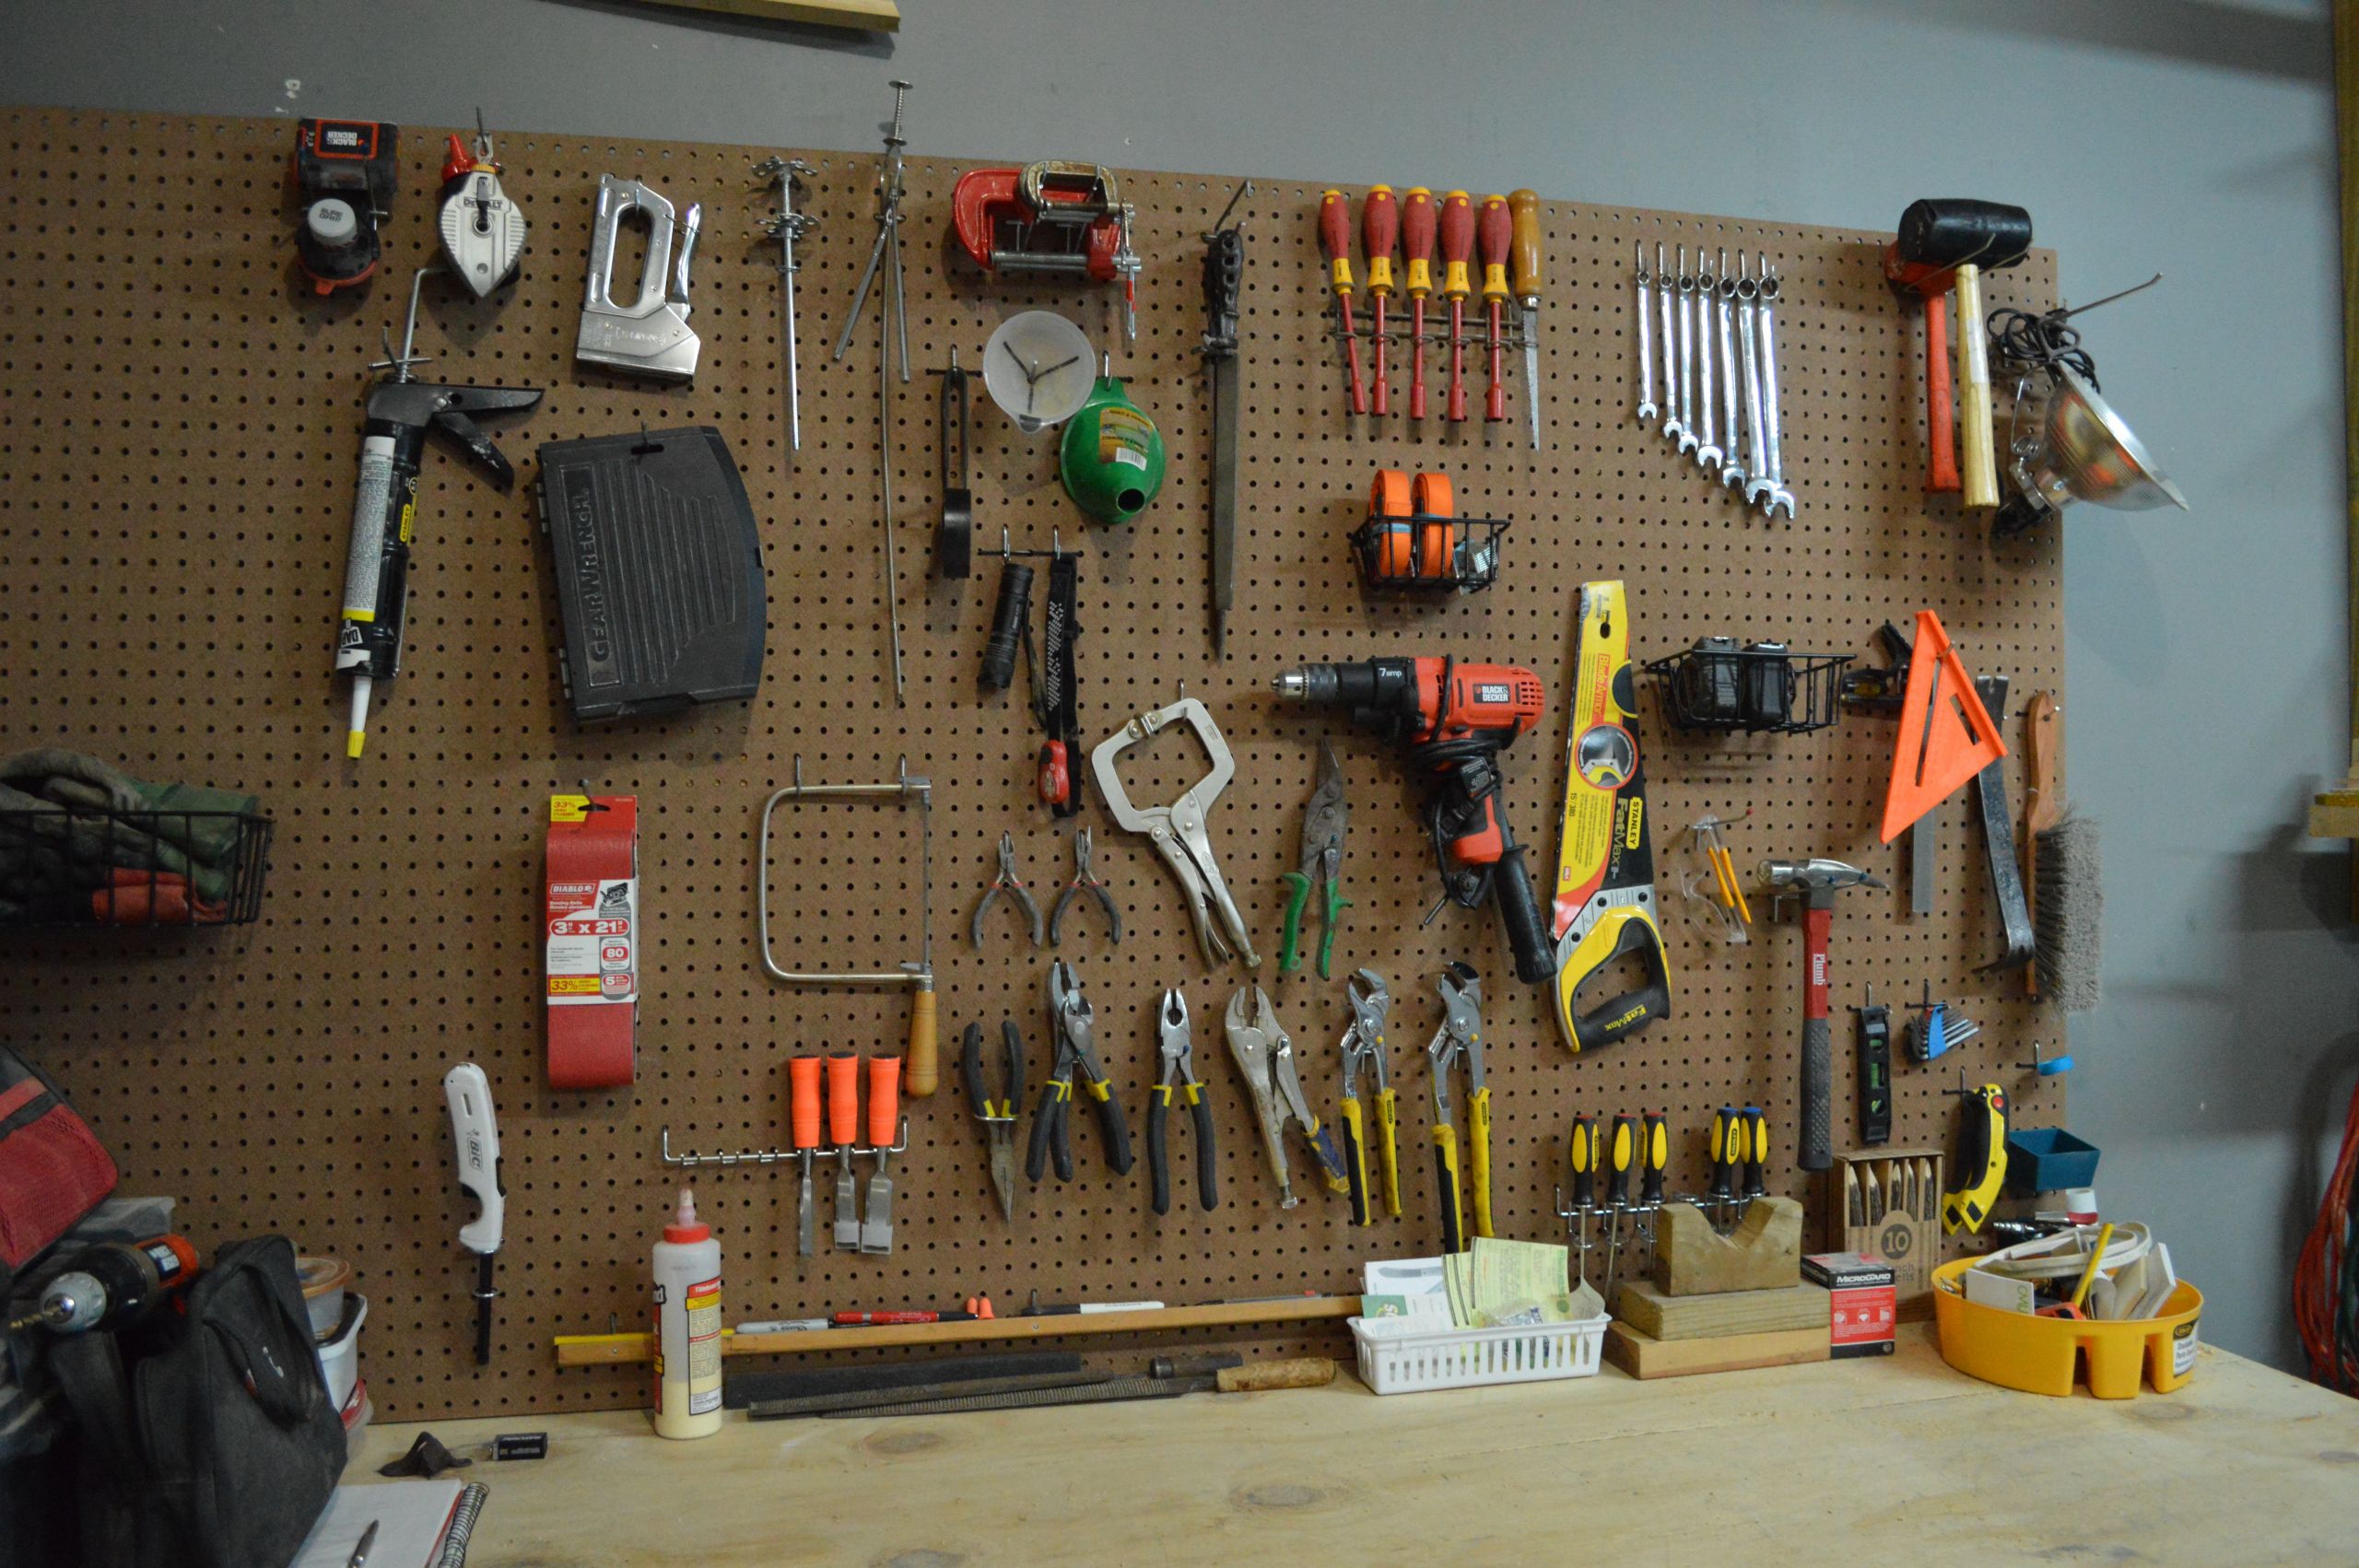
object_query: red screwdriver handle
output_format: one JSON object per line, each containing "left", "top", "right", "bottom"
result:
{"left": 1363, "top": 185, "right": 1399, "bottom": 417}
{"left": 1439, "top": 191, "right": 1473, "bottom": 422}
{"left": 1320, "top": 189, "right": 1368, "bottom": 415}
{"left": 1478, "top": 193, "right": 1510, "bottom": 423}
{"left": 1402, "top": 187, "right": 1436, "bottom": 420}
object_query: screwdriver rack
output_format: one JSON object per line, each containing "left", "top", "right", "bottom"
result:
{"left": 0, "top": 109, "right": 2063, "bottom": 1422}
{"left": 658, "top": 1123, "right": 911, "bottom": 1169}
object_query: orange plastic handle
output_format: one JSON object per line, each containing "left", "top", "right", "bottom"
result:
{"left": 1319, "top": 190, "right": 1355, "bottom": 296}
{"left": 826, "top": 1051, "right": 860, "bottom": 1145}
{"left": 1401, "top": 187, "right": 1436, "bottom": 298}
{"left": 1362, "top": 185, "right": 1398, "bottom": 298}
{"left": 1477, "top": 194, "right": 1510, "bottom": 303}
{"left": 1438, "top": 191, "right": 1473, "bottom": 300}
{"left": 1508, "top": 190, "right": 1543, "bottom": 302}
{"left": 789, "top": 1056, "right": 821, "bottom": 1150}
{"left": 867, "top": 1055, "right": 902, "bottom": 1149}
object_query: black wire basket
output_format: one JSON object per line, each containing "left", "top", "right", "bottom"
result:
{"left": 1347, "top": 512, "right": 1508, "bottom": 594}
{"left": 1645, "top": 640, "right": 1854, "bottom": 735}
{"left": 0, "top": 807, "right": 273, "bottom": 929}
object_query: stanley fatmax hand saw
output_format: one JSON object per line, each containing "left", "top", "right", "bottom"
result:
{"left": 1549, "top": 580, "right": 1672, "bottom": 1051}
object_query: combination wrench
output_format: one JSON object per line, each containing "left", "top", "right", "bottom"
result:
{"left": 1716, "top": 249, "right": 1745, "bottom": 492}
{"left": 1692, "top": 245, "right": 1721, "bottom": 472}
{"left": 1657, "top": 242, "right": 1683, "bottom": 446}
{"left": 1672, "top": 247, "right": 1698, "bottom": 455}
{"left": 1634, "top": 240, "right": 1657, "bottom": 424}
{"left": 1754, "top": 266, "right": 1796, "bottom": 519}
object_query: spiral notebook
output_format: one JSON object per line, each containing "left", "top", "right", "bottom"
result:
{"left": 292, "top": 1478, "right": 487, "bottom": 1568}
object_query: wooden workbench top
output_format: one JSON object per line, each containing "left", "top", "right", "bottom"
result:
{"left": 354, "top": 1327, "right": 2359, "bottom": 1565}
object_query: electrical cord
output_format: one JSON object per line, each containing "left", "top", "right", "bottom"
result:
{"left": 2294, "top": 1071, "right": 2359, "bottom": 1393}
{"left": 1988, "top": 306, "right": 2100, "bottom": 390}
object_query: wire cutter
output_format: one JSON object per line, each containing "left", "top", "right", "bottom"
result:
{"left": 1222, "top": 986, "right": 1348, "bottom": 1209}
{"left": 1029, "top": 960, "right": 1133, "bottom": 1182}
{"left": 1147, "top": 989, "right": 1218, "bottom": 1214}
{"left": 961, "top": 1020, "right": 1026, "bottom": 1223}
{"left": 1279, "top": 740, "right": 1349, "bottom": 977}
{"left": 1426, "top": 961, "right": 1491, "bottom": 1250}
{"left": 1337, "top": 969, "right": 1399, "bottom": 1226}
{"left": 1090, "top": 696, "right": 1259, "bottom": 968}
{"left": 1049, "top": 825, "right": 1122, "bottom": 946}
{"left": 970, "top": 832, "right": 1044, "bottom": 949}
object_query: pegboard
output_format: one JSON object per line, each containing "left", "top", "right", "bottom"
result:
{"left": 0, "top": 110, "right": 2063, "bottom": 1422}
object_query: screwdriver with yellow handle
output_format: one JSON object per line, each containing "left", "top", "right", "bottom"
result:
{"left": 1509, "top": 189, "right": 1543, "bottom": 449}
{"left": 1362, "top": 185, "right": 1398, "bottom": 417}
{"left": 1438, "top": 190, "right": 1474, "bottom": 423}
{"left": 1401, "top": 187, "right": 1437, "bottom": 421}
{"left": 1708, "top": 1104, "right": 1743, "bottom": 1231}
{"left": 1743, "top": 1106, "right": 1768, "bottom": 1199}
{"left": 1602, "top": 1112, "right": 1635, "bottom": 1301}
{"left": 1478, "top": 193, "right": 1512, "bottom": 425}
{"left": 1567, "top": 1111, "right": 1597, "bottom": 1286}
{"left": 1638, "top": 1108, "right": 1668, "bottom": 1246}
{"left": 1318, "top": 190, "right": 1368, "bottom": 415}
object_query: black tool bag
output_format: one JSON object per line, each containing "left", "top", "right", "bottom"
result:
{"left": 47, "top": 1235, "right": 345, "bottom": 1568}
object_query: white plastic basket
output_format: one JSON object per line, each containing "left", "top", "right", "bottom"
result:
{"left": 1349, "top": 1312, "right": 1610, "bottom": 1395}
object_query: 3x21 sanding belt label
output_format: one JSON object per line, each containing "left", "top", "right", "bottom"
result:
{"left": 546, "top": 794, "right": 638, "bottom": 1088}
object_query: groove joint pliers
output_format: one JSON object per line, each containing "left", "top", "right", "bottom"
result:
{"left": 1426, "top": 961, "right": 1492, "bottom": 1250}
{"left": 1338, "top": 969, "right": 1399, "bottom": 1225}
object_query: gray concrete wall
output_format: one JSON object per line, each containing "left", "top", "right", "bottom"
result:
{"left": 6, "top": 0, "right": 2348, "bottom": 1373}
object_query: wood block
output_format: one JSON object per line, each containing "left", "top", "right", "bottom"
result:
{"left": 1602, "top": 1321, "right": 1830, "bottom": 1380}
{"left": 1655, "top": 1198, "right": 1803, "bottom": 1296}
{"left": 1614, "top": 1280, "right": 1829, "bottom": 1341}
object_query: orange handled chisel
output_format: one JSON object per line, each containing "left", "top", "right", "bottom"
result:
{"left": 788, "top": 1054, "right": 821, "bottom": 1257}
{"left": 1319, "top": 190, "right": 1367, "bottom": 415}
{"left": 863, "top": 1055, "right": 902, "bottom": 1254}
{"left": 1402, "top": 187, "right": 1436, "bottom": 421}
{"left": 1362, "top": 185, "right": 1398, "bottom": 416}
{"left": 827, "top": 1052, "right": 861, "bottom": 1249}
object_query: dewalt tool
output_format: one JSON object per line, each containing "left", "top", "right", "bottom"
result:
{"left": 1224, "top": 986, "right": 1349, "bottom": 1209}
{"left": 1942, "top": 1074, "right": 2011, "bottom": 1235}
{"left": 1855, "top": 986, "right": 1894, "bottom": 1146}
{"left": 952, "top": 161, "right": 1142, "bottom": 346}
{"left": 1402, "top": 187, "right": 1437, "bottom": 421}
{"left": 1029, "top": 961, "right": 1133, "bottom": 1182}
{"left": 1273, "top": 658, "right": 1553, "bottom": 985}
{"left": 576, "top": 174, "right": 702, "bottom": 382}
{"left": 961, "top": 1021, "right": 1025, "bottom": 1223}
{"left": 1601, "top": 1112, "right": 1634, "bottom": 1299}
{"left": 1319, "top": 190, "right": 1368, "bottom": 415}
{"left": 1478, "top": 193, "right": 1511, "bottom": 425}
{"left": 1549, "top": 580, "right": 1672, "bottom": 1048}
{"left": 1201, "top": 181, "right": 1249, "bottom": 656}
{"left": 1337, "top": 969, "right": 1398, "bottom": 1226}
{"left": 337, "top": 267, "right": 542, "bottom": 759}
{"left": 1425, "top": 962, "right": 1491, "bottom": 1249}
{"left": 862, "top": 1055, "right": 901, "bottom": 1254}
{"left": 970, "top": 832, "right": 1045, "bottom": 950}
{"left": 1147, "top": 989, "right": 1218, "bottom": 1215}
{"left": 437, "top": 114, "right": 526, "bottom": 299}
{"left": 292, "top": 118, "right": 398, "bottom": 296}
{"left": 1279, "top": 740, "right": 1349, "bottom": 977}
{"left": 827, "top": 1051, "right": 863, "bottom": 1249}
{"left": 1093, "top": 696, "right": 1257, "bottom": 969}
{"left": 1759, "top": 859, "right": 1884, "bottom": 1171}
{"left": 1048, "top": 826, "right": 1121, "bottom": 947}
{"left": 788, "top": 1055, "right": 820, "bottom": 1256}
{"left": 1510, "top": 190, "right": 1543, "bottom": 450}
{"left": 1439, "top": 190, "right": 1473, "bottom": 422}
{"left": 1362, "top": 185, "right": 1398, "bottom": 415}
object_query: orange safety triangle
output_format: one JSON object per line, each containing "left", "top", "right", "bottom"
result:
{"left": 1880, "top": 609, "right": 2007, "bottom": 843}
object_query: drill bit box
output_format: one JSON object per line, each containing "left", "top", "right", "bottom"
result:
{"left": 1826, "top": 1148, "right": 1943, "bottom": 1320}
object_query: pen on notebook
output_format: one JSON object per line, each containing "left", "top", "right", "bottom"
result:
{"left": 346, "top": 1518, "right": 380, "bottom": 1568}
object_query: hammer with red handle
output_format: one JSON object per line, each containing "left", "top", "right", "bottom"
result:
{"left": 1887, "top": 199, "right": 2032, "bottom": 509}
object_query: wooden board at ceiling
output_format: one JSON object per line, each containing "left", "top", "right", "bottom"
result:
{"left": 0, "top": 109, "right": 2063, "bottom": 1421}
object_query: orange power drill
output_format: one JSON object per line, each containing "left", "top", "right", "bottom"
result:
{"left": 1274, "top": 656, "right": 1553, "bottom": 985}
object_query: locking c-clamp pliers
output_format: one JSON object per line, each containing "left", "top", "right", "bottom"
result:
{"left": 1090, "top": 696, "right": 1258, "bottom": 968}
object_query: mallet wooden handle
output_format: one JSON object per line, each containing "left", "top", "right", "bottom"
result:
{"left": 1954, "top": 263, "right": 1999, "bottom": 508}
{"left": 905, "top": 981, "right": 938, "bottom": 1096}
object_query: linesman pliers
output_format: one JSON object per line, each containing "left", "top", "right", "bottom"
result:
{"left": 1029, "top": 960, "right": 1133, "bottom": 1182}
{"left": 1223, "top": 986, "right": 1348, "bottom": 1209}
{"left": 1049, "top": 825, "right": 1122, "bottom": 946}
{"left": 1147, "top": 989, "right": 1218, "bottom": 1214}
{"left": 971, "top": 832, "right": 1044, "bottom": 949}
{"left": 1426, "top": 961, "right": 1491, "bottom": 1251}
{"left": 1338, "top": 969, "right": 1399, "bottom": 1226}
{"left": 1279, "top": 740, "right": 1349, "bottom": 977}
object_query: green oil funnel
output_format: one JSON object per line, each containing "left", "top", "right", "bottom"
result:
{"left": 1059, "top": 361, "right": 1165, "bottom": 525}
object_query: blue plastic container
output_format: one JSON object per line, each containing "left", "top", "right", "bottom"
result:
{"left": 2003, "top": 1127, "right": 2100, "bottom": 1195}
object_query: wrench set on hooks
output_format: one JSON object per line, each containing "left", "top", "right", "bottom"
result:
{"left": 1634, "top": 241, "right": 1798, "bottom": 520}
